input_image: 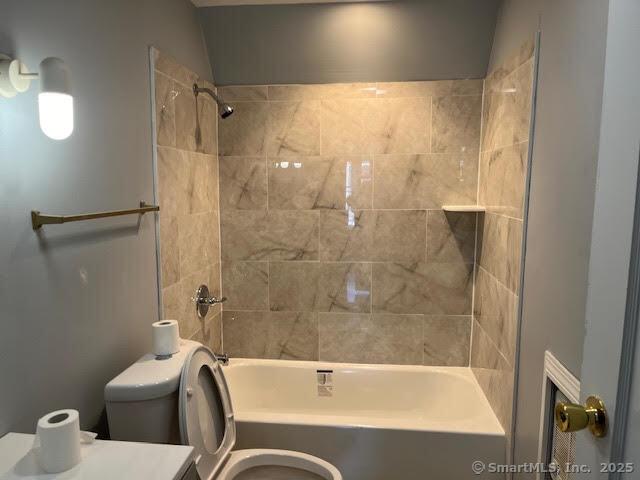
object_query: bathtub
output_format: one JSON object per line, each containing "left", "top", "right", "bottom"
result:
{"left": 223, "top": 359, "right": 505, "bottom": 480}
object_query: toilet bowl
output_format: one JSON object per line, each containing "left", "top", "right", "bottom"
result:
{"left": 104, "top": 342, "right": 341, "bottom": 480}
{"left": 180, "top": 346, "right": 341, "bottom": 480}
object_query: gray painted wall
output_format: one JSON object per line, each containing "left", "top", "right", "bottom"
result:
{"left": 487, "top": 0, "right": 609, "bottom": 473}
{"left": 0, "top": 0, "right": 211, "bottom": 436}
{"left": 198, "top": 0, "right": 501, "bottom": 85}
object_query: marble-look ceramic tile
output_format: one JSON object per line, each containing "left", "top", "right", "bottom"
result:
{"left": 186, "top": 151, "right": 217, "bottom": 214}
{"left": 155, "top": 72, "right": 176, "bottom": 147}
{"left": 163, "top": 267, "right": 218, "bottom": 339}
{"left": 318, "top": 313, "right": 423, "bottom": 365}
{"left": 218, "top": 85, "right": 268, "bottom": 102}
{"left": 221, "top": 262, "right": 269, "bottom": 310}
{"left": 476, "top": 212, "right": 522, "bottom": 292}
{"left": 431, "top": 95, "right": 482, "bottom": 154}
{"left": 154, "top": 50, "right": 198, "bottom": 87}
{"left": 266, "top": 101, "right": 321, "bottom": 156}
{"left": 178, "top": 212, "right": 219, "bottom": 277}
{"left": 471, "top": 320, "right": 514, "bottom": 431}
{"left": 174, "top": 83, "right": 198, "bottom": 152}
{"left": 423, "top": 315, "right": 471, "bottom": 366}
{"left": 373, "top": 154, "right": 478, "bottom": 209}
{"left": 190, "top": 312, "right": 222, "bottom": 352}
{"left": 319, "top": 210, "right": 426, "bottom": 262}
{"left": 223, "top": 310, "right": 318, "bottom": 360}
{"left": 218, "top": 101, "right": 269, "bottom": 156}
{"left": 375, "top": 79, "right": 483, "bottom": 98}
{"left": 479, "top": 142, "right": 528, "bottom": 219}
{"left": 372, "top": 261, "right": 473, "bottom": 315}
{"left": 427, "top": 210, "right": 476, "bottom": 263}
{"left": 219, "top": 156, "right": 267, "bottom": 211}
{"left": 159, "top": 215, "right": 180, "bottom": 288}
{"left": 485, "top": 38, "right": 535, "bottom": 85}
{"left": 221, "top": 210, "right": 319, "bottom": 261}
{"left": 317, "top": 262, "right": 371, "bottom": 313}
{"left": 482, "top": 59, "right": 534, "bottom": 152}
{"left": 474, "top": 266, "right": 518, "bottom": 364}
{"left": 321, "top": 98, "right": 430, "bottom": 155}
{"left": 268, "top": 156, "right": 373, "bottom": 210}
{"left": 196, "top": 96, "right": 217, "bottom": 155}
{"left": 269, "top": 262, "right": 320, "bottom": 312}
{"left": 157, "top": 147, "right": 189, "bottom": 217}
{"left": 268, "top": 83, "right": 378, "bottom": 101}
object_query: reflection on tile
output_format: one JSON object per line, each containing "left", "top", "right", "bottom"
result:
{"left": 321, "top": 98, "right": 430, "bottom": 155}
{"left": 432, "top": 95, "right": 482, "bottom": 154}
{"left": 471, "top": 320, "right": 514, "bottom": 431}
{"left": 219, "top": 157, "right": 267, "bottom": 210}
{"left": 268, "top": 83, "right": 377, "bottom": 101}
{"left": 197, "top": 97, "right": 217, "bottom": 155}
{"left": 221, "top": 262, "right": 269, "bottom": 310}
{"left": 423, "top": 316, "right": 471, "bottom": 366}
{"left": 219, "top": 102, "right": 269, "bottom": 156}
{"left": 373, "top": 154, "right": 477, "bottom": 209}
{"left": 223, "top": 311, "right": 318, "bottom": 360}
{"left": 372, "top": 262, "right": 473, "bottom": 315}
{"left": 154, "top": 50, "right": 198, "bottom": 87}
{"left": 178, "top": 212, "right": 219, "bottom": 277}
{"left": 479, "top": 143, "right": 528, "bottom": 218}
{"left": 474, "top": 267, "right": 518, "bottom": 364}
{"left": 186, "top": 151, "right": 218, "bottom": 214}
{"left": 219, "top": 85, "right": 268, "bottom": 101}
{"left": 477, "top": 213, "right": 522, "bottom": 292}
{"left": 268, "top": 262, "right": 372, "bottom": 313}
{"left": 427, "top": 210, "right": 476, "bottom": 263}
{"left": 318, "top": 313, "right": 423, "bottom": 365}
{"left": 268, "top": 156, "right": 372, "bottom": 210}
{"left": 175, "top": 83, "right": 197, "bottom": 152}
{"left": 190, "top": 312, "right": 222, "bottom": 352}
{"left": 482, "top": 59, "right": 533, "bottom": 152}
{"left": 267, "top": 101, "right": 320, "bottom": 156}
{"left": 155, "top": 73, "right": 176, "bottom": 147}
{"left": 157, "top": 147, "right": 188, "bottom": 217}
{"left": 317, "top": 263, "right": 371, "bottom": 313}
{"left": 160, "top": 215, "right": 180, "bottom": 288}
{"left": 269, "top": 262, "right": 320, "bottom": 312}
{"left": 375, "top": 79, "right": 483, "bottom": 98}
{"left": 320, "top": 210, "right": 426, "bottom": 262}
{"left": 221, "top": 210, "right": 319, "bottom": 261}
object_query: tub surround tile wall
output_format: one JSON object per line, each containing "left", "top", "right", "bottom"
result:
{"left": 471, "top": 40, "right": 535, "bottom": 433}
{"left": 153, "top": 50, "right": 222, "bottom": 351}
{"left": 218, "top": 80, "right": 482, "bottom": 367}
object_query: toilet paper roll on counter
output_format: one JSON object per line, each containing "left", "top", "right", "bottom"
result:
{"left": 33, "top": 409, "right": 81, "bottom": 473}
{"left": 152, "top": 319, "right": 180, "bottom": 356}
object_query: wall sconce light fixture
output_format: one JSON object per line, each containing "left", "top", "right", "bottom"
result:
{"left": 0, "top": 54, "right": 74, "bottom": 140}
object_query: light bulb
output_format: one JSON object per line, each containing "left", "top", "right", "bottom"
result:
{"left": 38, "top": 92, "right": 73, "bottom": 140}
{"left": 38, "top": 57, "right": 74, "bottom": 140}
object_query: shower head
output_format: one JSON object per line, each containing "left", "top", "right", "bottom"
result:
{"left": 193, "top": 83, "right": 234, "bottom": 119}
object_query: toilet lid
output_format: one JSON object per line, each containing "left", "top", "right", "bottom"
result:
{"left": 179, "top": 346, "right": 236, "bottom": 480}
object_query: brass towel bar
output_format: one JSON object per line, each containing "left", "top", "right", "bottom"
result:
{"left": 31, "top": 201, "right": 160, "bottom": 230}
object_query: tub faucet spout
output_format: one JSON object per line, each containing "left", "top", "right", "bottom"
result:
{"left": 215, "top": 353, "right": 229, "bottom": 365}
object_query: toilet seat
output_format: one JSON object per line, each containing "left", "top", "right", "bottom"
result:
{"left": 179, "top": 347, "right": 341, "bottom": 480}
{"left": 217, "top": 449, "right": 341, "bottom": 480}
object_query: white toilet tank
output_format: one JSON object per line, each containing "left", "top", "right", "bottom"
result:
{"left": 104, "top": 339, "right": 200, "bottom": 444}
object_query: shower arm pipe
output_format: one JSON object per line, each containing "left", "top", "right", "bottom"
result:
{"left": 193, "top": 83, "right": 225, "bottom": 105}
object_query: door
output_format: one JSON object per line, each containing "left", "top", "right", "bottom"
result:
{"left": 570, "top": 0, "right": 640, "bottom": 477}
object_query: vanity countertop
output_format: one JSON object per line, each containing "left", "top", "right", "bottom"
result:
{"left": 0, "top": 433, "right": 195, "bottom": 480}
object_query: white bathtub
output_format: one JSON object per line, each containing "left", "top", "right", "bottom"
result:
{"left": 223, "top": 359, "right": 505, "bottom": 480}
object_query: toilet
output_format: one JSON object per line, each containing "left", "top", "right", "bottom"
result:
{"left": 105, "top": 340, "right": 341, "bottom": 480}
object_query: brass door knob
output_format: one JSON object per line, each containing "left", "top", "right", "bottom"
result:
{"left": 554, "top": 396, "right": 607, "bottom": 438}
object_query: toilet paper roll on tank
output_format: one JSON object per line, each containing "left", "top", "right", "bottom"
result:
{"left": 152, "top": 319, "right": 180, "bottom": 356}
